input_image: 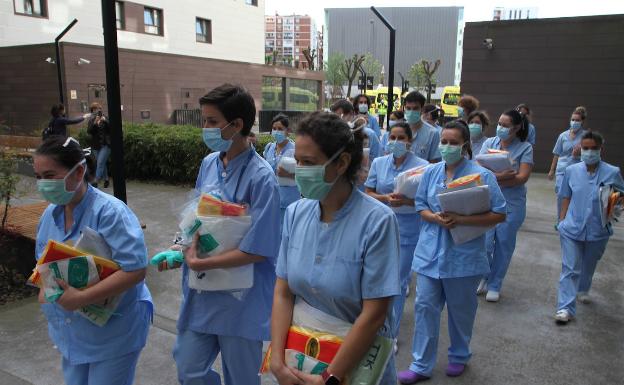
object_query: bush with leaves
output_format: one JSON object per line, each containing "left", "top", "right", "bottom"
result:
{"left": 0, "top": 153, "right": 19, "bottom": 229}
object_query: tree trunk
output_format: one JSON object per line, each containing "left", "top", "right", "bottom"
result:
{"left": 2, "top": 193, "right": 9, "bottom": 229}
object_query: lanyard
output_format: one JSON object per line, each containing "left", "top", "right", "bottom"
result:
{"left": 216, "top": 147, "right": 255, "bottom": 203}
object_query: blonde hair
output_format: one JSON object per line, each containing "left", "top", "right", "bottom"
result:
{"left": 573, "top": 106, "right": 587, "bottom": 120}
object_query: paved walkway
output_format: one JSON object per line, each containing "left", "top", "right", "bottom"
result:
{"left": 1, "top": 175, "right": 623, "bottom": 385}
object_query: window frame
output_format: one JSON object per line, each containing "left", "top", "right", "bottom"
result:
{"left": 143, "top": 6, "right": 164, "bottom": 36}
{"left": 195, "top": 17, "right": 212, "bottom": 44}
{"left": 115, "top": 1, "right": 125, "bottom": 30}
{"left": 13, "top": 0, "right": 48, "bottom": 19}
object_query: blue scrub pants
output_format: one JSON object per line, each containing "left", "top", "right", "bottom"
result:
{"left": 173, "top": 329, "right": 263, "bottom": 385}
{"left": 62, "top": 350, "right": 141, "bottom": 385}
{"left": 487, "top": 203, "right": 526, "bottom": 292}
{"left": 557, "top": 234, "right": 608, "bottom": 316}
{"left": 555, "top": 175, "right": 563, "bottom": 218}
{"left": 392, "top": 243, "right": 417, "bottom": 336}
{"left": 409, "top": 274, "right": 481, "bottom": 376}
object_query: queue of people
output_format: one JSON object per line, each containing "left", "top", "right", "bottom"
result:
{"left": 32, "top": 84, "right": 621, "bottom": 385}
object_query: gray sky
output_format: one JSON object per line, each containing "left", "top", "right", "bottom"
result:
{"left": 264, "top": 0, "right": 624, "bottom": 31}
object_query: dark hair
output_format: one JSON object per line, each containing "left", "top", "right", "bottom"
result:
{"left": 296, "top": 112, "right": 364, "bottom": 183}
{"left": 90, "top": 103, "right": 102, "bottom": 113}
{"left": 389, "top": 122, "right": 413, "bottom": 142}
{"left": 458, "top": 95, "right": 480, "bottom": 115}
{"left": 467, "top": 110, "right": 490, "bottom": 129}
{"left": 389, "top": 110, "right": 404, "bottom": 120}
{"left": 404, "top": 91, "right": 426, "bottom": 108}
{"left": 271, "top": 113, "right": 289, "bottom": 129}
{"left": 502, "top": 109, "right": 529, "bottom": 142}
{"left": 199, "top": 84, "right": 256, "bottom": 136}
{"left": 353, "top": 94, "right": 370, "bottom": 108}
{"left": 443, "top": 119, "right": 473, "bottom": 159}
{"left": 35, "top": 136, "right": 92, "bottom": 180}
{"left": 581, "top": 131, "right": 603, "bottom": 147}
{"left": 423, "top": 104, "right": 440, "bottom": 120}
{"left": 50, "top": 104, "right": 65, "bottom": 118}
{"left": 330, "top": 99, "right": 354, "bottom": 115}
{"left": 516, "top": 103, "right": 530, "bottom": 114}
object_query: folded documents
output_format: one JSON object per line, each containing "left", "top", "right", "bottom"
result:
{"left": 438, "top": 185, "right": 493, "bottom": 244}
{"left": 476, "top": 150, "right": 514, "bottom": 172}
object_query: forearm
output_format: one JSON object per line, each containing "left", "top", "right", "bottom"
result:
{"left": 365, "top": 188, "right": 388, "bottom": 203}
{"left": 270, "top": 279, "right": 295, "bottom": 367}
{"left": 81, "top": 268, "right": 145, "bottom": 305}
{"left": 456, "top": 212, "right": 505, "bottom": 227}
{"left": 192, "top": 248, "right": 265, "bottom": 270}
{"left": 326, "top": 298, "right": 390, "bottom": 379}
{"left": 559, "top": 198, "right": 570, "bottom": 221}
{"left": 420, "top": 209, "right": 438, "bottom": 223}
{"left": 549, "top": 156, "right": 558, "bottom": 173}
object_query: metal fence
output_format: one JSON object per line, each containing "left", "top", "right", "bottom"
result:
{"left": 174, "top": 109, "right": 202, "bottom": 127}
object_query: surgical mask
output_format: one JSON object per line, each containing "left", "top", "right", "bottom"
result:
{"left": 202, "top": 122, "right": 234, "bottom": 152}
{"left": 404, "top": 110, "right": 421, "bottom": 125}
{"left": 358, "top": 103, "right": 368, "bottom": 114}
{"left": 496, "top": 125, "right": 511, "bottom": 141}
{"left": 570, "top": 121, "right": 582, "bottom": 132}
{"left": 37, "top": 160, "right": 86, "bottom": 205}
{"left": 386, "top": 140, "right": 409, "bottom": 158}
{"left": 295, "top": 147, "right": 344, "bottom": 201}
{"left": 271, "top": 130, "right": 286, "bottom": 143}
{"left": 581, "top": 149, "right": 600, "bottom": 165}
{"left": 388, "top": 120, "right": 398, "bottom": 128}
{"left": 439, "top": 144, "right": 464, "bottom": 165}
{"left": 468, "top": 123, "right": 483, "bottom": 139}
{"left": 457, "top": 106, "right": 465, "bottom": 117}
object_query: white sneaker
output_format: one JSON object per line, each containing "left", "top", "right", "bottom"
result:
{"left": 476, "top": 279, "right": 488, "bottom": 295}
{"left": 555, "top": 309, "right": 573, "bottom": 323}
{"left": 577, "top": 292, "right": 591, "bottom": 304}
{"left": 394, "top": 339, "right": 399, "bottom": 355}
{"left": 405, "top": 285, "right": 410, "bottom": 297}
{"left": 486, "top": 290, "right": 500, "bottom": 302}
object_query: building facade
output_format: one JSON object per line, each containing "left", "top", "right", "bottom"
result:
{"left": 325, "top": 7, "right": 464, "bottom": 88}
{"left": 264, "top": 13, "right": 321, "bottom": 70}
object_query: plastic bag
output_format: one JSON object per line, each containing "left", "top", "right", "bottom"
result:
{"left": 475, "top": 150, "right": 515, "bottom": 172}
{"left": 394, "top": 165, "right": 430, "bottom": 199}
{"left": 75, "top": 227, "right": 113, "bottom": 261}
{"left": 260, "top": 298, "right": 393, "bottom": 385}
{"left": 277, "top": 156, "right": 297, "bottom": 187}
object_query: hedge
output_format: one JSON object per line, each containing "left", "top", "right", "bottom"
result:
{"left": 78, "top": 123, "right": 281, "bottom": 184}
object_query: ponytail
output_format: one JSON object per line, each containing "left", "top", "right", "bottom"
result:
{"left": 503, "top": 109, "right": 529, "bottom": 142}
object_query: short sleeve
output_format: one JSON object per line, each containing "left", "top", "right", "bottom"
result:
{"left": 361, "top": 212, "right": 401, "bottom": 299}
{"left": 415, "top": 167, "right": 433, "bottom": 212}
{"left": 553, "top": 134, "right": 563, "bottom": 156}
{"left": 479, "top": 138, "right": 491, "bottom": 155}
{"left": 520, "top": 143, "right": 534, "bottom": 165}
{"left": 559, "top": 168, "right": 572, "bottom": 199}
{"left": 380, "top": 132, "right": 389, "bottom": 149}
{"left": 263, "top": 143, "right": 272, "bottom": 160}
{"left": 482, "top": 171, "right": 507, "bottom": 214}
{"left": 610, "top": 168, "right": 624, "bottom": 191}
{"left": 364, "top": 158, "right": 380, "bottom": 189}
{"left": 369, "top": 115, "right": 381, "bottom": 137}
{"left": 195, "top": 156, "right": 210, "bottom": 194}
{"left": 428, "top": 130, "right": 441, "bottom": 161}
{"left": 35, "top": 207, "right": 54, "bottom": 261}
{"left": 97, "top": 202, "right": 147, "bottom": 272}
{"left": 367, "top": 129, "right": 381, "bottom": 162}
{"left": 527, "top": 124, "right": 536, "bottom": 145}
{"left": 238, "top": 170, "right": 281, "bottom": 261}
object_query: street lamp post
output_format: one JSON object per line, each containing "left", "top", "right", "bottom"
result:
{"left": 370, "top": 7, "right": 395, "bottom": 129}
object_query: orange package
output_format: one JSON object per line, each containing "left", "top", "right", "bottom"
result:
{"left": 28, "top": 240, "right": 119, "bottom": 288}
{"left": 606, "top": 192, "right": 621, "bottom": 218}
{"left": 197, "top": 193, "right": 247, "bottom": 217}
{"left": 487, "top": 149, "right": 509, "bottom": 154}
{"left": 447, "top": 173, "right": 483, "bottom": 189}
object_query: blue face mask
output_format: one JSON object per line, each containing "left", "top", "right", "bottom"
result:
{"left": 496, "top": 125, "right": 511, "bottom": 141}
{"left": 295, "top": 147, "right": 344, "bottom": 201}
{"left": 457, "top": 106, "right": 465, "bottom": 118}
{"left": 37, "top": 160, "right": 86, "bottom": 205}
{"left": 358, "top": 103, "right": 368, "bottom": 114}
{"left": 468, "top": 123, "right": 482, "bottom": 139}
{"left": 202, "top": 122, "right": 234, "bottom": 152}
{"left": 439, "top": 144, "right": 464, "bottom": 165}
{"left": 404, "top": 110, "right": 421, "bottom": 125}
{"left": 272, "top": 130, "right": 287, "bottom": 143}
{"left": 581, "top": 149, "right": 600, "bottom": 165}
{"left": 570, "top": 121, "right": 582, "bottom": 132}
{"left": 386, "top": 140, "right": 409, "bottom": 158}
{"left": 388, "top": 120, "right": 398, "bottom": 128}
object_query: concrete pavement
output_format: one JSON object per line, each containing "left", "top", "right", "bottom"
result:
{"left": 1, "top": 175, "right": 623, "bottom": 385}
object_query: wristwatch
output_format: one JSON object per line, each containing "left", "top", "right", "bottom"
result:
{"left": 321, "top": 369, "right": 341, "bottom": 385}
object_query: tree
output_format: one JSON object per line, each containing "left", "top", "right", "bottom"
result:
{"left": 324, "top": 52, "right": 347, "bottom": 99}
{"left": 0, "top": 153, "right": 18, "bottom": 229}
{"left": 408, "top": 59, "right": 441, "bottom": 103}
{"left": 340, "top": 54, "right": 365, "bottom": 99}
{"left": 302, "top": 47, "right": 317, "bottom": 71}
{"left": 361, "top": 53, "right": 382, "bottom": 87}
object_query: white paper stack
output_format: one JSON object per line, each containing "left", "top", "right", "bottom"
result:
{"left": 437, "top": 185, "right": 493, "bottom": 244}
{"left": 277, "top": 156, "right": 297, "bottom": 187}
{"left": 475, "top": 152, "right": 514, "bottom": 172}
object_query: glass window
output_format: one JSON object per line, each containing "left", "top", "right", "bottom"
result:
{"left": 262, "top": 77, "right": 284, "bottom": 110}
{"left": 287, "top": 79, "right": 320, "bottom": 111}
{"left": 443, "top": 93, "right": 460, "bottom": 105}
{"left": 144, "top": 7, "right": 162, "bottom": 35}
{"left": 14, "top": 0, "right": 46, "bottom": 17}
{"left": 116, "top": 2, "right": 124, "bottom": 30}
{"left": 196, "top": 17, "right": 211, "bottom": 43}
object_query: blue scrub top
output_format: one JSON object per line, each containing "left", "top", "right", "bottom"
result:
{"left": 410, "top": 121, "right": 441, "bottom": 162}
{"left": 558, "top": 161, "right": 624, "bottom": 242}
{"left": 527, "top": 123, "right": 536, "bottom": 146}
{"left": 471, "top": 136, "right": 488, "bottom": 157}
{"left": 276, "top": 188, "right": 401, "bottom": 338}
{"left": 365, "top": 152, "right": 429, "bottom": 245}
{"left": 367, "top": 113, "right": 381, "bottom": 138}
{"left": 480, "top": 136, "right": 533, "bottom": 207}
{"left": 412, "top": 159, "right": 507, "bottom": 279}
{"left": 263, "top": 140, "right": 300, "bottom": 209}
{"left": 177, "top": 147, "right": 281, "bottom": 341}
{"left": 364, "top": 126, "right": 381, "bottom": 165}
{"left": 36, "top": 185, "right": 152, "bottom": 365}
{"left": 553, "top": 129, "right": 586, "bottom": 188}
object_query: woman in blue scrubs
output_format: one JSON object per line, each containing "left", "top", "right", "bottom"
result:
{"left": 34, "top": 137, "right": 152, "bottom": 385}
{"left": 380, "top": 110, "right": 404, "bottom": 149}
{"left": 398, "top": 120, "right": 506, "bottom": 383}
{"left": 478, "top": 110, "right": 533, "bottom": 302}
{"left": 354, "top": 93, "right": 382, "bottom": 138}
{"left": 466, "top": 111, "right": 490, "bottom": 156}
{"left": 166, "top": 84, "right": 281, "bottom": 385}
{"left": 547, "top": 106, "right": 588, "bottom": 217}
{"left": 365, "top": 122, "right": 428, "bottom": 338}
{"left": 270, "top": 111, "right": 401, "bottom": 385}
{"left": 555, "top": 131, "right": 624, "bottom": 324}
{"left": 263, "top": 113, "right": 300, "bottom": 219}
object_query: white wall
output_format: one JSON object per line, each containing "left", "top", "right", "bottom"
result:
{"left": 0, "top": 0, "right": 265, "bottom": 64}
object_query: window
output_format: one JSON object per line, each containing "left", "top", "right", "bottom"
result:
{"left": 13, "top": 0, "right": 46, "bottom": 17}
{"left": 144, "top": 7, "right": 163, "bottom": 35}
{"left": 196, "top": 17, "right": 212, "bottom": 43}
{"left": 116, "top": 2, "right": 125, "bottom": 30}
{"left": 245, "top": 0, "right": 258, "bottom": 6}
